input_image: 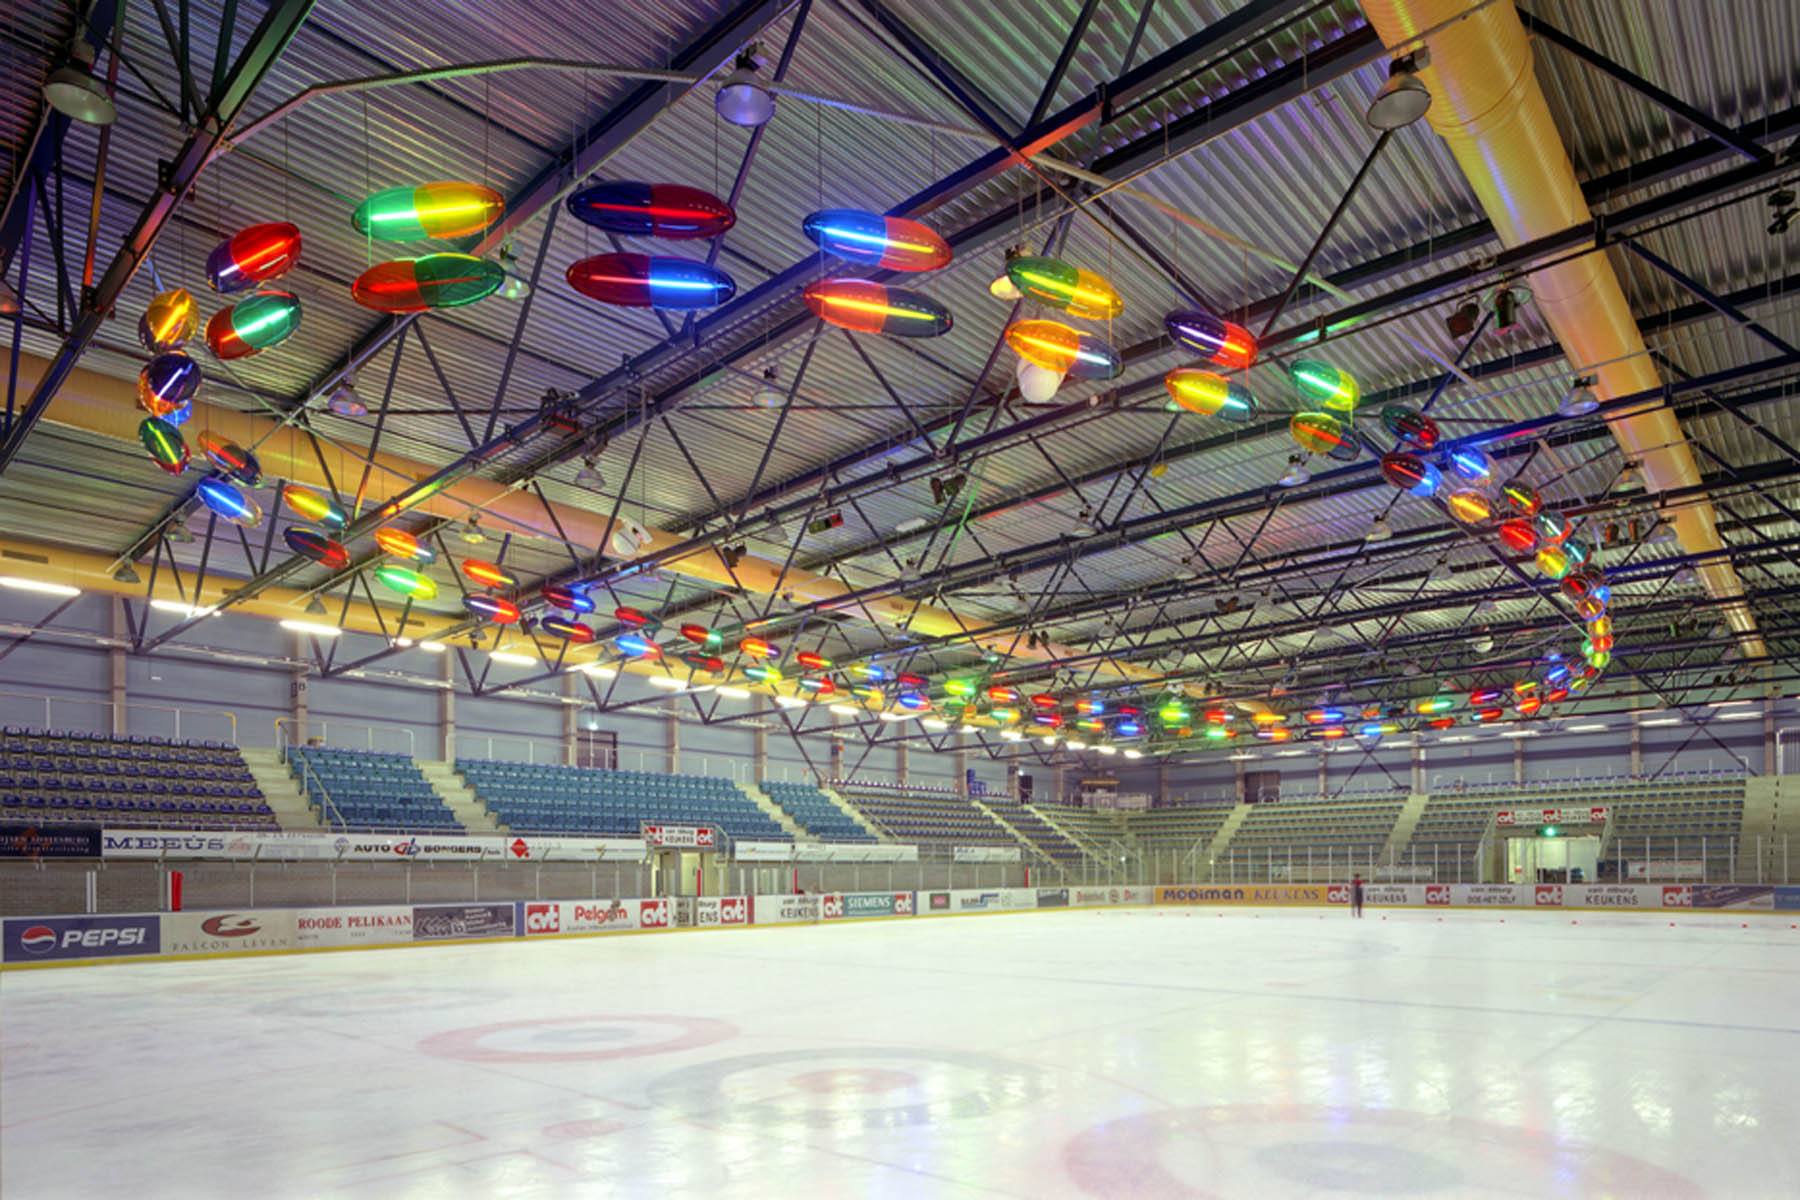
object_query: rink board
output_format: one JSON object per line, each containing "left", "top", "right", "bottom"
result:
{"left": 4, "top": 883, "right": 1793, "bottom": 968}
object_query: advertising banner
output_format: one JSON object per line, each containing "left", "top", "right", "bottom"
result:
{"left": 952, "top": 846, "right": 1021, "bottom": 864}
{"left": 695, "top": 896, "right": 750, "bottom": 927}
{"left": 819, "top": 893, "right": 846, "bottom": 920}
{"left": 946, "top": 888, "right": 1038, "bottom": 912}
{"left": 642, "top": 825, "right": 715, "bottom": 849}
{"left": 3, "top": 914, "right": 159, "bottom": 963}
{"left": 0, "top": 823, "right": 101, "bottom": 858}
{"left": 1155, "top": 885, "right": 1339, "bottom": 906}
{"left": 1456, "top": 884, "right": 1523, "bottom": 907}
{"left": 497, "top": 836, "right": 646, "bottom": 862}
{"left": 736, "top": 841, "right": 916, "bottom": 863}
{"left": 926, "top": 891, "right": 951, "bottom": 912}
{"left": 752, "top": 894, "right": 822, "bottom": 925}
{"left": 1361, "top": 884, "right": 1425, "bottom": 906}
{"left": 840, "top": 891, "right": 915, "bottom": 918}
{"left": 295, "top": 906, "right": 413, "bottom": 947}
{"left": 1690, "top": 885, "right": 1775, "bottom": 911}
{"left": 1775, "top": 887, "right": 1800, "bottom": 911}
{"left": 412, "top": 903, "right": 517, "bottom": 941}
{"left": 162, "top": 910, "right": 296, "bottom": 955}
{"left": 1036, "top": 888, "right": 1070, "bottom": 908}
{"left": 102, "top": 829, "right": 646, "bottom": 862}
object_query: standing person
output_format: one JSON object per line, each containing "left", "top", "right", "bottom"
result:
{"left": 1350, "top": 873, "right": 1364, "bottom": 919}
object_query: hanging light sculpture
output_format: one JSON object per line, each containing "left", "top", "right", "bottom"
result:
{"left": 205, "top": 290, "right": 301, "bottom": 360}
{"left": 460, "top": 559, "right": 517, "bottom": 589}
{"left": 1446, "top": 446, "right": 1494, "bottom": 487}
{"left": 285, "top": 529, "right": 349, "bottom": 570}
{"left": 1165, "top": 368, "right": 1258, "bottom": 420}
{"left": 374, "top": 564, "right": 437, "bottom": 600}
{"left": 567, "top": 181, "right": 736, "bottom": 239}
{"left": 352, "top": 182, "right": 503, "bottom": 241}
{"left": 802, "top": 279, "right": 952, "bottom": 337}
{"left": 139, "top": 417, "right": 189, "bottom": 475}
{"left": 204, "top": 223, "right": 301, "bottom": 293}
{"left": 682, "top": 652, "right": 724, "bottom": 673}
{"left": 139, "top": 288, "right": 199, "bottom": 351}
{"left": 1497, "top": 518, "right": 1537, "bottom": 553}
{"left": 567, "top": 253, "right": 736, "bottom": 310}
{"left": 1501, "top": 480, "right": 1542, "bottom": 516}
{"left": 1290, "top": 411, "right": 1358, "bottom": 461}
{"left": 740, "top": 636, "right": 776, "bottom": 658}
{"left": 196, "top": 431, "right": 261, "bottom": 486}
{"left": 540, "top": 616, "right": 595, "bottom": 643}
{"left": 195, "top": 477, "right": 261, "bottom": 527}
{"left": 1380, "top": 404, "right": 1439, "bottom": 450}
{"left": 1380, "top": 451, "right": 1441, "bottom": 497}
{"left": 282, "top": 484, "right": 346, "bottom": 529}
{"left": 542, "top": 584, "right": 595, "bottom": 613}
{"left": 1446, "top": 489, "right": 1492, "bottom": 524}
{"left": 1289, "top": 360, "right": 1359, "bottom": 415}
{"left": 351, "top": 255, "right": 504, "bottom": 312}
{"left": 802, "top": 208, "right": 951, "bottom": 271}
{"left": 1005, "top": 254, "right": 1122, "bottom": 319}
{"left": 1535, "top": 510, "right": 1573, "bottom": 545}
{"left": 374, "top": 528, "right": 434, "bottom": 562}
{"left": 1164, "top": 310, "right": 1255, "bottom": 370}
{"left": 137, "top": 353, "right": 201, "bottom": 416}
{"left": 1004, "top": 319, "right": 1119, "bottom": 378}
{"left": 465, "top": 594, "right": 521, "bottom": 624}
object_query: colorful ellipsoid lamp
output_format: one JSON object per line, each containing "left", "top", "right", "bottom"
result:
{"left": 1446, "top": 446, "right": 1494, "bottom": 486}
{"left": 1446, "top": 489, "right": 1492, "bottom": 524}
{"left": 739, "top": 636, "right": 776, "bottom": 658}
{"left": 1380, "top": 404, "right": 1439, "bottom": 450}
{"left": 1497, "top": 518, "right": 1537, "bottom": 553}
{"left": 205, "top": 223, "right": 301, "bottom": 293}
{"left": 285, "top": 529, "right": 349, "bottom": 570}
{"left": 1502, "top": 480, "right": 1542, "bottom": 516}
{"left": 615, "top": 606, "right": 654, "bottom": 629}
{"left": 1006, "top": 254, "right": 1122, "bottom": 320}
{"left": 374, "top": 528, "right": 433, "bottom": 561}
{"left": 1535, "top": 544, "right": 1571, "bottom": 578}
{"left": 1380, "top": 451, "right": 1440, "bottom": 497}
{"left": 205, "top": 290, "right": 300, "bottom": 360}
{"left": 139, "top": 288, "right": 198, "bottom": 351}
{"left": 678, "top": 623, "right": 719, "bottom": 648}
{"left": 162, "top": 401, "right": 193, "bottom": 427}
{"left": 1290, "top": 360, "right": 1359, "bottom": 414}
{"left": 353, "top": 182, "right": 503, "bottom": 241}
{"left": 802, "top": 279, "right": 952, "bottom": 337}
{"left": 682, "top": 652, "right": 723, "bottom": 673}
{"left": 139, "top": 417, "right": 189, "bottom": 475}
{"left": 567, "top": 181, "right": 735, "bottom": 240}
{"left": 196, "top": 431, "right": 261, "bottom": 486}
{"left": 1575, "top": 594, "right": 1607, "bottom": 620}
{"left": 614, "top": 632, "right": 658, "bottom": 657}
{"left": 460, "top": 559, "right": 517, "bottom": 588}
{"left": 1290, "top": 411, "right": 1357, "bottom": 461}
{"left": 465, "top": 594, "right": 521, "bottom": 624}
{"left": 795, "top": 651, "right": 833, "bottom": 671}
{"left": 802, "top": 208, "right": 950, "bottom": 271}
{"left": 351, "top": 254, "right": 503, "bottom": 312}
{"left": 542, "top": 585, "right": 595, "bottom": 613}
{"left": 1163, "top": 310, "right": 1255, "bottom": 370}
{"left": 374, "top": 564, "right": 437, "bottom": 600}
{"left": 282, "top": 484, "right": 346, "bottom": 529}
{"left": 744, "top": 663, "right": 781, "bottom": 684}
{"left": 567, "top": 252, "right": 735, "bottom": 310}
{"left": 137, "top": 353, "right": 201, "bottom": 416}
{"left": 539, "top": 616, "right": 595, "bottom": 643}
{"left": 1004, "top": 319, "right": 1119, "bottom": 378}
{"left": 1535, "top": 510, "right": 1572, "bottom": 545}
{"left": 1165, "top": 368, "right": 1258, "bottom": 420}
{"left": 195, "top": 477, "right": 261, "bottom": 527}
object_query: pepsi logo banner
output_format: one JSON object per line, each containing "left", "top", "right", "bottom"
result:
{"left": 3, "top": 914, "right": 159, "bottom": 962}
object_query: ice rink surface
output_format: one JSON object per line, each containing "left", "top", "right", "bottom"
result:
{"left": 5, "top": 906, "right": 1799, "bottom": 1198}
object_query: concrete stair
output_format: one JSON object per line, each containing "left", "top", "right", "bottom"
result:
{"left": 419, "top": 760, "right": 502, "bottom": 833}
{"left": 241, "top": 747, "right": 320, "bottom": 831}
{"left": 1382, "top": 792, "right": 1432, "bottom": 858}
{"left": 822, "top": 786, "right": 889, "bottom": 842}
{"left": 1201, "top": 803, "right": 1253, "bottom": 874}
{"left": 737, "top": 783, "right": 808, "bottom": 840}
{"left": 1029, "top": 803, "right": 1105, "bottom": 865}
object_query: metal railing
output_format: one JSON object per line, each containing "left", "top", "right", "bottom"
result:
{"left": 289, "top": 753, "right": 346, "bottom": 832}
{"left": 0, "top": 690, "right": 238, "bottom": 743}
{"left": 277, "top": 717, "right": 415, "bottom": 759}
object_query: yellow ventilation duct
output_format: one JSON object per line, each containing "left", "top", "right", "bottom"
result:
{"left": 1358, "top": 0, "right": 1762, "bottom": 657}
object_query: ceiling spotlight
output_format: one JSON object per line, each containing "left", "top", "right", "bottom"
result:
{"left": 1365, "top": 50, "right": 1431, "bottom": 131}
{"left": 1015, "top": 356, "right": 1065, "bottom": 403}
{"left": 1673, "top": 565, "right": 1697, "bottom": 585}
{"left": 1615, "top": 460, "right": 1642, "bottom": 491}
{"left": 494, "top": 244, "right": 531, "bottom": 300}
{"left": 1426, "top": 558, "right": 1453, "bottom": 583}
{"left": 1278, "top": 456, "right": 1310, "bottom": 487}
{"left": 990, "top": 245, "right": 1026, "bottom": 300}
{"left": 460, "top": 518, "right": 487, "bottom": 545}
{"left": 1491, "top": 285, "right": 1526, "bottom": 330}
{"left": 720, "top": 543, "right": 746, "bottom": 570}
{"left": 1072, "top": 507, "right": 1098, "bottom": 537}
{"left": 894, "top": 516, "right": 929, "bottom": 535}
{"left": 1444, "top": 299, "right": 1479, "bottom": 339}
{"left": 112, "top": 563, "right": 141, "bottom": 584}
{"left": 930, "top": 473, "right": 966, "bottom": 505}
{"left": 1366, "top": 513, "right": 1393, "bottom": 542}
{"left": 715, "top": 47, "right": 774, "bottom": 127}
{"left": 1559, "top": 375, "right": 1598, "bottom": 418}
{"left": 44, "top": 41, "right": 115, "bottom": 126}
{"left": 165, "top": 520, "right": 195, "bottom": 545}
{"left": 1768, "top": 188, "right": 1797, "bottom": 237}
{"left": 764, "top": 516, "right": 788, "bottom": 543}
{"left": 326, "top": 378, "right": 367, "bottom": 418}
{"left": 574, "top": 457, "right": 605, "bottom": 489}
{"left": 752, "top": 367, "right": 785, "bottom": 409}
{"left": 305, "top": 594, "right": 328, "bottom": 616}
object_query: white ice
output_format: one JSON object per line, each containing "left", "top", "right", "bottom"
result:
{"left": 4, "top": 908, "right": 1799, "bottom": 1198}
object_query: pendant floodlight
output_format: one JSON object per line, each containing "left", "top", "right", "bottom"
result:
{"left": 326, "top": 378, "right": 366, "bottom": 417}
{"left": 716, "top": 48, "right": 774, "bottom": 127}
{"left": 44, "top": 42, "right": 115, "bottom": 126}
{"left": 494, "top": 244, "right": 531, "bottom": 300}
{"left": 574, "top": 457, "right": 605, "bottom": 489}
{"left": 1365, "top": 51, "right": 1431, "bottom": 131}
{"left": 1278, "top": 456, "right": 1310, "bottom": 488}
{"left": 1559, "top": 375, "right": 1599, "bottom": 418}
{"left": 752, "top": 367, "right": 785, "bottom": 408}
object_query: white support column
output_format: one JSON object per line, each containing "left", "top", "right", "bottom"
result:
{"left": 896, "top": 738, "right": 909, "bottom": 784}
{"left": 1411, "top": 740, "right": 1425, "bottom": 793}
{"left": 752, "top": 695, "right": 768, "bottom": 783}
{"left": 108, "top": 597, "right": 128, "bottom": 737}
{"left": 954, "top": 744, "right": 969, "bottom": 795}
{"left": 829, "top": 712, "right": 844, "bottom": 779}
{"left": 1765, "top": 691, "right": 1778, "bottom": 776}
{"left": 665, "top": 699, "right": 680, "bottom": 774}
{"left": 1316, "top": 748, "right": 1327, "bottom": 799}
{"left": 1234, "top": 756, "right": 1247, "bottom": 804}
{"left": 561, "top": 670, "right": 578, "bottom": 766}
{"left": 289, "top": 664, "right": 309, "bottom": 746}
{"left": 1630, "top": 713, "right": 1643, "bottom": 777}
{"left": 439, "top": 651, "right": 457, "bottom": 761}
{"left": 1513, "top": 738, "right": 1525, "bottom": 785}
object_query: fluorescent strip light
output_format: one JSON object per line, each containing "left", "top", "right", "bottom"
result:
{"left": 1709, "top": 699, "right": 1756, "bottom": 708}
{"left": 0, "top": 576, "right": 80, "bottom": 598}
{"left": 1229, "top": 752, "right": 1257, "bottom": 761}
{"left": 1122, "top": 749, "right": 1142, "bottom": 759}
{"left": 1276, "top": 748, "right": 1308, "bottom": 757}
{"left": 1097, "top": 745, "right": 1117, "bottom": 756}
{"left": 1040, "top": 735, "right": 1058, "bottom": 746}
{"left": 921, "top": 717, "right": 948, "bottom": 731}
{"left": 150, "top": 599, "right": 217, "bottom": 618}
{"left": 647, "top": 675, "right": 686, "bottom": 689}
{"left": 878, "top": 710, "right": 912, "bottom": 721}
{"left": 392, "top": 637, "right": 414, "bottom": 648}
{"left": 1498, "top": 729, "right": 1537, "bottom": 738}
{"left": 418, "top": 640, "right": 447, "bottom": 654}
{"left": 1566, "top": 723, "right": 1608, "bottom": 732}
{"left": 1638, "top": 717, "right": 1681, "bottom": 727}
{"left": 1438, "top": 735, "right": 1472, "bottom": 744}
{"left": 829, "top": 704, "right": 859, "bottom": 716}
{"left": 775, "top": 695, "right": 808, "bottom": 708}
{"left": 1001, "top": 729, "right": 1025, "bottom": 741}
{"left": 574, "top": 662, "right": 617, "bottom": 678}
{"left": 1716, "top": 711, "right": 1760, "bottom": 721}
{"left": 716, "top": 686, "right": 750, "bottom": 700}
{"left": 1064, "top": 739, "right": 1086, "bottom": 750}
{"left": 489, "top": 651, "right": 535, "bottom": 666}
{"left": 279, "top": 619, "right": 342, "bottom": 638}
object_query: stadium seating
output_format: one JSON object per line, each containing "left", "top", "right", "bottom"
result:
{"left": 0, "top": 726, "right": 275, "bottom": 829}
{"left": 761, "top": 781, "right": 876, "bottom": 842}
{"left": 1122, "top": 803, "right": 1234, "bottom": 848}
{"left": 1214, "top": 797, "right": 1407, "bottom": 873}
{"left": 289, "top": 747, "right": 459, "bottom": 832}
{"left": 981, "top": 794, "right": 1084, "bottom": 862}
{"left": 831, "top": 778, "right": 1020, "bottom": 847}
{"left": 457, "top": 759, "right": 789, "bottom": 841}
{"left": 1034, "top": 802, "right": 1127, "bottom": 851}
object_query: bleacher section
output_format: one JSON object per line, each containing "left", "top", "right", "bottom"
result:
{"left": 458, "top": 760, "right": 789, "bottom": 841}
{"left": 761, "top": 781, "right": 876, "bottom": 842}
{"left": 1122, "top": 803, "right": 1234, "bottom": 848}
{"left": 1035, "top": 802, "right": 1126, "bottom": 851}
{"left": 290, "top": 747, "right": 459, "bottom": 832}
{"left": 1214, "top": 797, "right": 1407, "bottom": 870}
{"left": 982, "top": 794, "right": 1083, "bottom": 862}
{"left": 833, "top": 778, "right": 1019, "bottom": 847}
{"left": 0, "top": 726, "right": 274, "bottom": 829}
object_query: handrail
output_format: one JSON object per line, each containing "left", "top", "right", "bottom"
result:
{"left": 0, "top": 690, "right": 238, "bottom": 743}
{"left": 291, "top": 752, "right": 346, "bottom": 832}
{"left": 276, "top": 716, "right": 415, "bottom": 758}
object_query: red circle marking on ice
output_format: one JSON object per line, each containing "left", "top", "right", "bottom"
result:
{"left": 788, "top": 1067, "right": 918, "bottom": 1095}
{"left": 418, "top": 1014, "right": 737, "bottom": 1063}
{"left": 1062, "top": 1103, "right": 1704, "bottom": 1199}
{"left": 542, "top": 1118, "right": 631, "bottom": 1140}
